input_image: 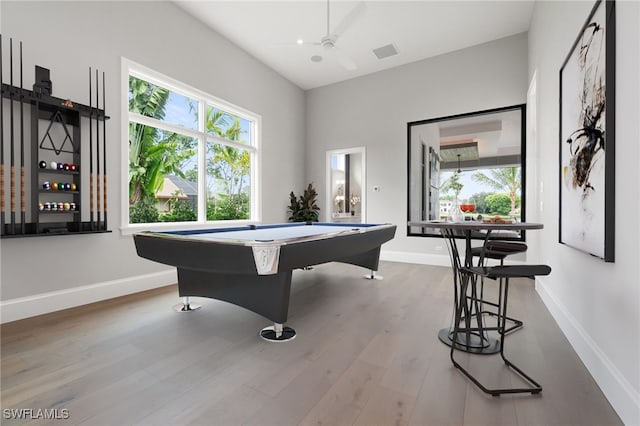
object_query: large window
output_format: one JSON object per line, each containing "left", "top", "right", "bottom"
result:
{"left": 123, "top": 60, "right": 260, "bottom": 227}
{"left": 407, "top": 105, "right": 526, "bottom": 240}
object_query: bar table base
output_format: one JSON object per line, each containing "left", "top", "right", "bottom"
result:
{"left": 438, "top": 328, "right": 500, "bottom": 355}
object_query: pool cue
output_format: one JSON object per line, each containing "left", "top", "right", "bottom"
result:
{"left": 102, "top": 71, "right": 107, "bottom": 231}
{"left": 1, "top": 34, "right": 5, "bottom": 235}
{"left": 89, "top": 67, "right": 94, "bottom": 229}
{"left": 19, "top": 41, "right": 25, "bottom": 234}
{"left": 95, "top": 69, "right": 100, "bottom": 229}
{"left": 9, "top": 38, "right": 15, "bottom": 234}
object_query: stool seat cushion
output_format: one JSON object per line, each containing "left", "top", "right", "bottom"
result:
{"left": 462, "top": 265, "right": 552, "bottom": 279}
{"left": 470, "top": 241, "right": 528, "bottom": 260}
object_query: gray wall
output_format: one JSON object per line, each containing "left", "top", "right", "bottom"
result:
{"left": 0, "top": 2, "right": 304, "bottom": 301}
{"left": 305, "top": 33, "right": 528, "bottom": 262}
{"left": 528, "top": 1, "right": 639, "bottom": 424}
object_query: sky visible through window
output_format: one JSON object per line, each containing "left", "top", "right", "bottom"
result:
{"left": 440, "top": 168, "right": 520, "bottom": 202}
{"left": 164, "top": 92, "right": 197, "bottom": 131}
{"left": 162, "top": 93, "right": 252, "bottom": 142}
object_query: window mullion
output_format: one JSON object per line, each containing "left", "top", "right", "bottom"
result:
{"left": 198, "top": 100, "right": 207, "bottom": 222}
{"left": 129, "top": 112, "right": 202, "bottom": 140}
{"left": 206, "top": 135, "right": 256, "bottom": 153}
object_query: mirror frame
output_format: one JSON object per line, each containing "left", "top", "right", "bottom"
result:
{"left": 406, "top": 104, "right": 527, "bottom": 240}
{"left": 326, "top": 147, "right": 366, "bottom": 223}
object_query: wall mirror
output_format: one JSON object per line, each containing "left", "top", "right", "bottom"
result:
{"left": 326, "top": 147, "right": 366, "bottom": 223}
{"left": 407, "top": 105, "right": 526, "bottom": 239}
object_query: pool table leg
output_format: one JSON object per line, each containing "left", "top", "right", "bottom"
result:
{"left": 363, "top": 270, "right": 384, "bottom": 280}
{"left": 260, "top": 322, "right": 296, "bottom": 342}
{"left": 173, "top": 296, "right": 202, "bottom": 312}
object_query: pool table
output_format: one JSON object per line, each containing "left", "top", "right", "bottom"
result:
{"left": 133, "top": 222, "right": 396, "bottom": 341}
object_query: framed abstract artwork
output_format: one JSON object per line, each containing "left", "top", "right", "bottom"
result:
{"left": 559, "top": 0, "right": 615, "bottom": 262}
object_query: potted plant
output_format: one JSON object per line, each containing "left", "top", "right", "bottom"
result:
{"left": 288, "top": 183, "right": 320, "bottom": 222}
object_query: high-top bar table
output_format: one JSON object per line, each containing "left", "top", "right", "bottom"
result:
{"left": 408, "top": 220, "right": 543, "bottom": 354}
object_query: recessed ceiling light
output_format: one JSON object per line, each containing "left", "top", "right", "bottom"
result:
{"left": 297, "top": 39, "right": 304, "bottom": 45}
{"left": 311, "top": 55, "right": 323, "bottom": 63}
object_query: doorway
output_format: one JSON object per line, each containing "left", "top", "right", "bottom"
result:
{"left": 326, "top": 147, "right": 366, "bottom": 223}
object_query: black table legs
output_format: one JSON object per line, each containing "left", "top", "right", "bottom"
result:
{"left": 438, "top": 229, "right": 501, "bottom": 354}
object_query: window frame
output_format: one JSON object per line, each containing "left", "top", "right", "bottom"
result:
{"left": 406, "top": 104, "right": 526, "bottom": 241}
{"left": 120, "top": 58, "right": 261, "bottom": 234}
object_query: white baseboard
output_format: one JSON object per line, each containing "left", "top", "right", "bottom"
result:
{"left": 0, "top": 269, "right": 177, "bottom": 324}
{"left": 380, "top": 250, "right": 451, "bottom": 267}
{"left": 536, "top": 278, "right": 640, "bottom": 426}
{"left": 0, "top": 251, "right": 425, "bottom": 325}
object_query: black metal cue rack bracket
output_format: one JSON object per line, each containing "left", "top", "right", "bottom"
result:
{"left": 0, "top": 35, "right": 111, "bottom": 238}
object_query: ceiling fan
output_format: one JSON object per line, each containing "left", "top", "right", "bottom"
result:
{"left": 283, "top": 0, "right": 366, "bottom": 71}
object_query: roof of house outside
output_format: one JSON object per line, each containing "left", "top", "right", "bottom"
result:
{"left": 155, "top": 175, "right": 197, "bottom": 200}
{"left": 166, "top": 175, "right": 198, "bottom": 197}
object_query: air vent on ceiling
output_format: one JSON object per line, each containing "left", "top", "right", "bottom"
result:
{"left": 372, "top": 44, "right": 398, "bottom": 60}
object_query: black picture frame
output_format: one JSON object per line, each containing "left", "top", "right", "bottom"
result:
{"left": 559, "top": 0, "right": 615, "bottom": 262}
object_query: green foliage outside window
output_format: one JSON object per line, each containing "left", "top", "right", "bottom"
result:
{"left": 160, "top": 200, "right": 197, "bottom": 222}
{"left": 129, "top": 196, "right": 160, "bottom": 224}
{"left": 485, "top": 193, "right": 512, "bottom": 215}
{"left": 206, "top": 109, "right": 251, "bottom": 220}
{"left": 472, "top": 167, "right": 521, "bottom": 217}
{"left": 468, "top": 192, "right": 492, "bottom": 214}
{"left": 128, "top": 77, "right": 196, "bottom": 205}
{"left": 207, "top": 193, "right": 250, "bottom": 221}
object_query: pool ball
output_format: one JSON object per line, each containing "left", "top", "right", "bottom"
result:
{"left": 64, "top": 183, "right": 71, "bottom": 191}
{"left": 51, "top": 182, "right": 58, "bottom": 190}
{"left": 59, "top": 182, "right": 65, "bottom": 190}
{"left": 57, "top": 163, "right": 65, "bottom": 170}
{"left": 39, "top": 161, "right": 47, "bottom": 169}
{"left": 64, "top": 163, "right": 70, "bottom": 171}
{"left": 38, "top": 203, "right": 44, "bottom": 211}
{"left": 44, "top": 202, "right": 51, "bottom": 210}
{"left": 70, "top": 202, "right": 76, "bottom": 210}
{"left": 51, "top": 202, "right": 57, "bottom": 211}
{"left": 50, "top": 161, "right": 57, "bottom": 169}
{"left": 57, "top": 202, "right": 64, "bottom": 210}
{"left": 64, "top": 203, "right": 70, "bottom": 211}
{"left": 70, "top": 183, "right": 77, "bottom": 191}
{"left": 42, "top": 181, "right": 51, "bottom": 190}
{"left": 69, "top": 164, "right": 77, "bottom": 172}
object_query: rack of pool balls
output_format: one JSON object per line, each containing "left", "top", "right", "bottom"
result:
{"left": 38, "top": 202, "right": 77, "bottom": 212}
{"left": 38, "top": 161, "right": 78, "bottom": 172}
{"left": 41, "top": 181, "right": 77, "bottom": 191}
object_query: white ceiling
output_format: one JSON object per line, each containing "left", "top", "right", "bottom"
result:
{"left": 175, "top": 1, "right": 535, "bottom": 90}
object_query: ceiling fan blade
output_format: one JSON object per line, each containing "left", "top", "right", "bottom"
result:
{"left": 270, "top": 41, "right": 321, "bottom": 48}
{"left": 332, "top": 2, "right": 366, "bottom": 40}
{"left": 330, "top": 46, "right": 357, "bottom": 71}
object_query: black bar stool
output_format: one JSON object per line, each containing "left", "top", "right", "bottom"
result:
{"left": 452, "top": 264, "right": 551, "bottom": 396}
{"left": 470, "top": 241, "right": 528, "bottom": 335}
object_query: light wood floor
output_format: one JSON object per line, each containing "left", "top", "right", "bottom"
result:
{"left": 1, "top": 262, "right": 622, "bottom": 426}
